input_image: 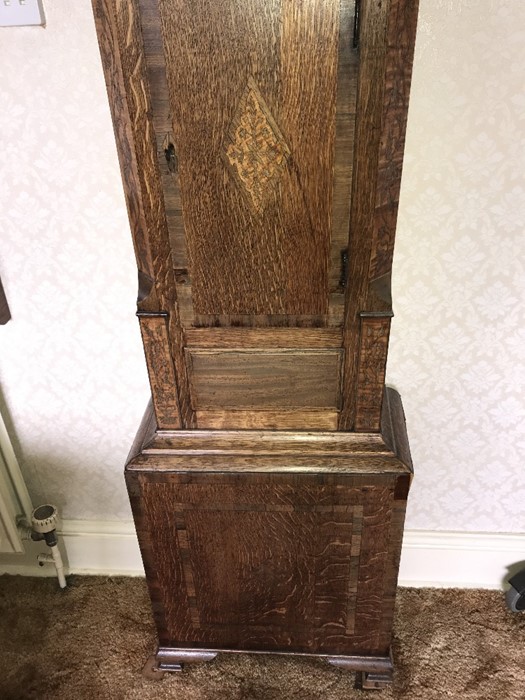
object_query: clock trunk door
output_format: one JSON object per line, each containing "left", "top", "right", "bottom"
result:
{"left": 135, "top": 0, "right": 359, "bottom": 429}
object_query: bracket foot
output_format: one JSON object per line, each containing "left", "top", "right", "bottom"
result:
{"left": 141, "top": 654, "right": 168, "bottom": 680}
{"left": 355, "top": 670, "right": 393, "bottom": 690}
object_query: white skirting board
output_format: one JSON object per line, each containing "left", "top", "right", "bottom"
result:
{"left": 1, "top": 521, "right": 524, "bottom": 589}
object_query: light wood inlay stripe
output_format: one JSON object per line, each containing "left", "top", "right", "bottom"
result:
{"left": 346, "top": 505, "right": 364, "bottom": 634}
{"left": 174, "top": 511, "right": 201, "bottom": 627}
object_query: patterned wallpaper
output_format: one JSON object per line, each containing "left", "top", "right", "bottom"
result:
{"left": 0, "top": 1, "right": 523, "bottom": 530}
{"left": 0, "top": 1, "right": 150, "bottom": 520}
{"left": 388, "top": 0, "right": 525, "bottom": 531}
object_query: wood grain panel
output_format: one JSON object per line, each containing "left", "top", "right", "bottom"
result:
{"left": 277, "top": 0, "right": 339, "bottom": 316}
{"left": 354, "top": 316, "right": 391, "bottom": 432}
{"left": 369, "top": 204, "right": 397, "bottom": 281}
{"left": 135, "top": 0, "right": 186, "bottom": 261}
{"left": 339, "top": 0, "right": 418, "bottom": 430}
{"left": 176, "top": 503, "right": 363, "bottom": 636}
{"left": 330, "top": 0, "right": 359, "bottom": 310}
{"left": 370, "top": 0, "right": 419, "bottom": 280}
{"left": 187, "top": 350, "right": 342, "bottom": 409}
{"left": 338, "top": 0, "right": 391, "bottom": 430}
{"left": 345, "top": 506, "right": 364, "bottom": 635}
{"left": 135, "top": 0, "right": 193, "bottom": 325}
{"left": 381, "top": 386, "right": 414, "bottom": 473}
{"left": 157, "top": 0, "right": 340, "bottom": 318}
{"left": 195, "top": 409, "right": 339, "bottom": 431}
{"left": 185, "top": 328, "right": 342, "bottom": 349}
{"left": 174, "top": 510, "right": 201, "bottom": 627}
{"left": 351, "top": 487, "right": 392, "bottom": 655}
{"left": 93, "top": 0, "right": 195, "bottom": 427}
{"left": 127, "top": 474, "right": 193, "bottom": 643}
{"left": 92, "top": 0, "right": 154, "bottom": 279}
{"left": 139, "top": 315, "right": 181, "bottom": 429}
{"left": 378, "top": 498, "right": 407, "bottom": 650}
{"left": 131, "top": 472, "right": 402, "bottom": 654}
{"left": 312, "top": 505, "right": 362, "bottom": 635}
{"left": 184, "top": 508, "right": 315, "bottom": 630}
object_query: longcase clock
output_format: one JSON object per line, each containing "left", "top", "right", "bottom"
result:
{"left": 93, "top": 0, "right": 418, "bottom": 689}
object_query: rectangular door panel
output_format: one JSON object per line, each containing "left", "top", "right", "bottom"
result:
{"left": 131, "top": 472, "right": 401, "bottom": 655}
{"left": 187, "top": 349, "right": 342, "bottom": 410}
{"left": 154, "top": 0, "right": 357, "bottom": 325}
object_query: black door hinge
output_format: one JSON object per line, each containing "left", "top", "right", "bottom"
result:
{"left": 340, "top": 248, "right": 349, "bottom": 289}
{"left": 353, "top": 0, "right": 361, "bottom": 49}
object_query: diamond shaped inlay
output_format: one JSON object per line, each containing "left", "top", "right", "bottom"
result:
{"left": 223, "top": 78, "right": 291, "bottom": 213}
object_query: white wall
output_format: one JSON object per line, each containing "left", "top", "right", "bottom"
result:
{"left": 0, "top": 1, "right": 150, "bottom": 520}
{"left": 0, "top": 1, "right": 523, "bottom": 538}
{"left": 388, "top": 0, "right": 525, "bottom": 532}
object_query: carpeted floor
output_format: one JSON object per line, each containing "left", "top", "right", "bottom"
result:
{"left": 0, "top": 576, "right": 524, "bottom": 699}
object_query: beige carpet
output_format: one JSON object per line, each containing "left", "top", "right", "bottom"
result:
{"left": 1, "top": 575, "right": 524, "bottom": 699}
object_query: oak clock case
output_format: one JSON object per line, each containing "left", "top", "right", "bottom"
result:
{"left": 93, "top": 0, "right": 418, "bottom": 690}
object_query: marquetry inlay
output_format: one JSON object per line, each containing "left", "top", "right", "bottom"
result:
{"left": 223, "top": 78, "right": 291, "bottom": 213}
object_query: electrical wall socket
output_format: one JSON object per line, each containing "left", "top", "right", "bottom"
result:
{"left": 0, "top": 0, "right": 45, "bottom": 27}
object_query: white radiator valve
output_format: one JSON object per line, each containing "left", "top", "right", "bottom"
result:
{"left": 32, "top": 504, "right": 60, "bottom": 539}
{"left": 30, "top": 504, "right": 66, "bottom": 589}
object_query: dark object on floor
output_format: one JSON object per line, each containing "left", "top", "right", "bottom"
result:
{"left": 507, "top": 568, "right": 525, "bottom": 612}
{"left": 0, "top": 277, "right": 10, "bottom": 325}
{"left": 1, "top": 576, "right": 524, "bottom": 700}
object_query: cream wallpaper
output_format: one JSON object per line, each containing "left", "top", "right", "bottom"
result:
{"left": 0, "top": 1, "right": 523, "bottom": 530}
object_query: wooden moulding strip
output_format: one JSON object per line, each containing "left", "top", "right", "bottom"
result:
{"left": 126, "top": 454, "right": 409, "bottom": 476}
{"left": 91, "top": 0, "right": 154, "bottom": 278}
{"left": 143, "top": 428, "right": 391, "bottom": 456}
{"left": 338, "top": 0, "right": 391, "bottom": 430}
{"left": 93, "top": 0, "right": 194, "bottom": 427}
{"left": 339, "top": 0, "right": 418, "bottom": 429}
